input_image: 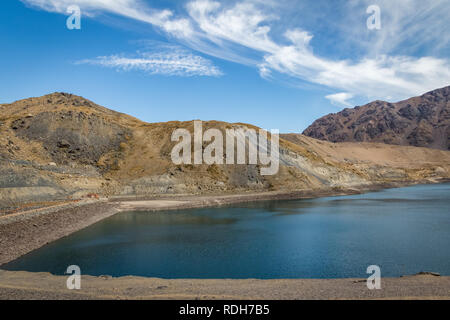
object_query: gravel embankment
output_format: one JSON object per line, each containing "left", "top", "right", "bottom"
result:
{"left": 0, "top": 201, "right": 119, "bottom": 265}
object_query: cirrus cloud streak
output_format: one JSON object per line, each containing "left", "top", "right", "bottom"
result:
{"left": 22, "top": 0, "right": 450, "bottom": 106}
{"left": 77, "top": 49, "right": 223, "bottom": 77}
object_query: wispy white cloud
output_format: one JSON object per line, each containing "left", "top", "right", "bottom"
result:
{"left": 22, "top": 0, "right": 450, "bottom": 104}
{"left": 325, "top": 93, "right": 354, "bottom": 107}
{"left": 184, "top": 0, "right": 450, "bottom": 102}
{"left": 344, "top": 0, "right": 450, "bottom": 56}
{"left": 77, "top": 47, "right": 223, "bottom": 77}
{"left": 20, "top": 0, "right": 194, "bottom": 37}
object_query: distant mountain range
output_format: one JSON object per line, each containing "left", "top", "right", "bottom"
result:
{"left": 303, "top": 86, "right": 450, "bottom": 150}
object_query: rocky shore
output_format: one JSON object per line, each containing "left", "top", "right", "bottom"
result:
{"left": 0, "top": 201, "right": 119, "bottom": 266}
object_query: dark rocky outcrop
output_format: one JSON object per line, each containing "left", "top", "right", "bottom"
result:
{"left": 303, "top": 86, "right": 450, "bottom": 150}
{"left": 11, "top": 111, "right": 130, "bottom": 167}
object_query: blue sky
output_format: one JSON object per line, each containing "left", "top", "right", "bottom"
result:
{"left": 0, "top": 0, "right": 449, "bottom": 132}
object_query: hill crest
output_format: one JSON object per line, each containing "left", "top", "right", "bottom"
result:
{"left": 303, "top": 86, "right": 450, "bottom": 150}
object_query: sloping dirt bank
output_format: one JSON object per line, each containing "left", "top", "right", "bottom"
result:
{"left": 0, "top": 270, "right": 448, "bottom": 300}
{"left": 0, "top": 201, "right": 120, "bottom": 266}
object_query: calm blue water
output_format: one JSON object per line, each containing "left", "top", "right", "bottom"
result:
{"left": 2, "top": 184, "right": 450, "bottom": 279}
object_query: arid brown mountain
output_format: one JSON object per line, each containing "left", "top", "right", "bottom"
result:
{"left": 303, "top": 86, "right": 450, "bottom": 150}
{"left": 1, "top": 93, "right": 449, "bottom": 209}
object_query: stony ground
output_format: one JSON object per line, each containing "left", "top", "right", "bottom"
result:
{"left": 0, "top": 270, "right": 448, "bottom": 300}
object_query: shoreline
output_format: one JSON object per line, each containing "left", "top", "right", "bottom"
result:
{"left": 0, "top": 179, "right": 440, "bottom": 266}
{"left": 1, "top": 180, "right": 449, "bottom": 300}
{"left": 1, "top": 179, "right": 448, "bottom": 267}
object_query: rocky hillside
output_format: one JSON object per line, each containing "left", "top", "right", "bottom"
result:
{"left": 303, "top": 86, "right": 450, "bottom": 150}
{"left": 1, "top": 93, "right": 449, "bottom": 210}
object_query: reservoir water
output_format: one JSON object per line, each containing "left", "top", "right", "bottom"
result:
{"left": 2, "top": 183, "right": 450, "bottom": 279}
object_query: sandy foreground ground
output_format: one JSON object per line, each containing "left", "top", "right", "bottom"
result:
{"left": 0, "top": 271, "right": 449, "bottom": 300}
{"left": 1, "top": 183, "right": 449, "bottom": 300}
